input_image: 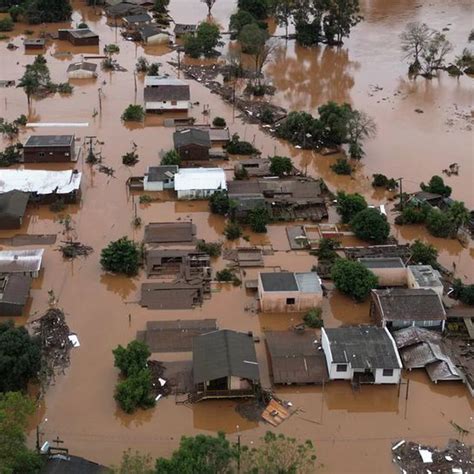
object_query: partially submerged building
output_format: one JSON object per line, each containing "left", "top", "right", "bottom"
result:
{"left": 23, "top": 135, "right": 76, "bottom": 163}
{"left": 407, "top": 265, "right": 443, "bottom": 297}
{"left": 0, "top": 274, "right": 32, "bottom": 316}
{"left": 24, "top": 38, "right": 45, "bottom": 50}
{"left": 144, "top": 165, "right": 178, "bottom": 191}
{"left": 0, "top": 170, "right": 82, "bottom": 203}
{"left": 174, "top": 23, "right": 196, "bottom": 38}
{"left": 192, "top": 330, "right": 259, "bottom": 400}
{"left": 138, "top": 25, "right": 170, "bottom": 45}
{"left": 141, "top": 281, "right": 205, "bottom": 309}
{"left": 321, "top": 326, "right": 402, "bottom": 385}
{"left": 358, "top": 257, "right": 406, "bottom": 287}
{"left": 370, "top": 288, "right": 446, "bottom": 331}
{"left": 173, "top": 128, "right": 211, "bottom": 161}
{"left": 0, "top": 249, "right": 44, "bottom": 278}
{"left": 175, "top": 126, "right": 231, "bottom": 147}
{"left": 145, "top": 248, "right": 210, "bottom": 279}
{"left": 123, "top": 12, "right": 152, "bottom": 28}
{"left": 258, "top": 271, "right": 323, "bottom": 313}
{"left": 144, "top": 77, "right": 190, "bottom": 112}
{"left": 0, "top": 191, "right": 29, "bottom": 230}
{"left": 58, "top": 28, "right": 99, "bottom": 46}
{"left": 67, "top": 62, "right": 98, "bottom": 79}
{"left": 143, "top": 222, "right": 196, "bottom": 245}
{"left": 174, "top": 168, "right": 227, "bottom": 199}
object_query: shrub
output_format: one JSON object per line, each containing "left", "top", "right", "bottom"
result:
{"left": 260, "top": 106, "right": 275, "bottom": 124}
{"left": 114, "top": 369, "right": 155, "bottom": 413}
{"left": 147, "top": 63, "right": 160, "bottom": 76}
{"left": 209, "top": 190, "right": 231, "bottom": 215}
{"left": 100, "top": 237, "right": 141, "bottom": 275}
{"left": 303, "top": 308, "right": 324, "bottom": 328}
{"left": 184, "top": 22, "right": 222, "bottom": 58}
{"left": 113, "top": 340, "right": 150, "bottom": 378}
{"left": 409, "top": 240, "right": 438, "bottom": 266}
{"left": 14, "top": 114, "right": 28, "bottom": 126}
{"left": 314, "top": 238, "right": 340, "bottom": 262}
{"left": 336, "top": 191, "right": 367, "bottom": 223}
{"left": 426, "top": 209, "right": 454, "bottom": 238}
{"left": 331, "top": 259, "right": 378, "bottom": 301}
{"left": 212, "top": 116, "right": 226, "bottom": 127}
{"left": 0, "top": 144, "right": 22, "bottom": 167}
{"left": 420, "top": 175, "right": 452, "bottom": 197}
{"left": 269, "top": 156, "right": 292, "bottom": 177}
{"left": 196, "top": 240, "right": 222, "bottom": 257}
{"left": 104, "top": 43, "right": 120, "bottom": 54}
{"left": 226, "top": 134, "right": 259, "bottom": 155}
{"left": 216, "top": 268, "right": 234, "bottom": 281}
{"left": 139, "top": 194, "right": 152, "bottom": 204}
{"left": 452, "top": 279, "right": 474, "bottom": 306}
{"left": 350, "top": 208, "right": 390, "bottom": 244}
{"left": 372, "top": 174, "right": 398, "bottom": 189}
{"left": 396, "top": 203, "right": 430, "bottom": 225}
{"left": 56, "top": 82, "right": 73, "bottom": 94}
{"left": 224, "top": 221, "right": 243, "bottom": 240}
{"left": 160, "top": 149, "right": 181, "bottom": 166}
{"left": 247, "top": 206, "right": 270, "bottom": 233}
{"left": 122, "top": 151, "right": 139, "bottom": 166}
{"left": 0, "top": 16, "right": 14, "bottom": 32}
{"left": 121, "top": 104, "right": 145, "bottom": 122}
{"left": 330, "top": 158, "right": 352, "bottom": 175}
{"left": 135, "top": 56, "right": 149, "bottom": 73}
{"left": 49, "top": 199, "right": 66, "bottom": 213}
{"left": 234, "top": 166, "right": 249, "bottom": 180}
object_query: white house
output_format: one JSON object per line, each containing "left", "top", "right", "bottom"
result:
{"left": 407, "top": 265, "right": 444, "bottom": 298}
{"left": 174, "top": 168, "right": 226, "bottom": 200}
{"left": 144, "top": 77, "right": 190, "bottom": 112}
{"left": 143, "top": 165, "right": 178, "bottom": 191}
{"left": 321, "top": 326, "right": 402, "bottom": 385}
{"left": 66, "top": 62, "right": 98, "bottom": 79}
{"left": 0, "top": 249, "right": 44, "bottom": 278}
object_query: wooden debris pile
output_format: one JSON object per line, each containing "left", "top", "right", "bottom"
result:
{"left": 58, "top": 241, "right": 93, "bottom": 259}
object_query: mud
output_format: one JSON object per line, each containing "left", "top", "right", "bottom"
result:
{"left": 0, "top": 0, "right": 473, "bottom": 473}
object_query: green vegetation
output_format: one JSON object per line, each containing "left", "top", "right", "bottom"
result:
{"left": 139, "top": 195, "right": 153, "bottom": 204}
{"left": 160, "top": 149, "right": 181, "bottom": 166}
{"left": 121, "top": 104, "right": 145, "bottom": 122}
{"left": 184, "top": 22, "right": 222, "bottom": 58}
{"left": 426, "top": 209, "right": 454, "bottom": 238}
{"left": 372, "top": 173, "right": 398, "bottom": 190}
{"left": 452, "top": 279, "right": 474, "bottom": 306}
{"left": 350, "top": 208, "right": 390, "bottom": 244}
{"left": 104, "top": 43, "right": 120, "bottom": 54}
{"left": 336, "top": 191, "right": 367, "bottom": 223}
{"left": 209, "top": 190, "right": 231, "bottom": 215}
{"left": 229, "top": 9, "right": 260, "bottom": 37}
{"left": 196, "top": 240, "right": 222, "bottom": 257}
{"left": 420, "top": 175, "right": 452, "bottom": 197}
{"left": 330, "top": 157, "right": 352, "bottom": 175}
{"left": 314, "top": 238, "right": 340, "bottom": 263}
{"left": 446, "top": 200, "right": 470, "bottom": 233}
{"left": 395, "top": 202, "right": 430, "bottom": 225}
{"left": 100, "top": 237, "right": 141, "bottom": 276}
{"left": 247, "top": 206, "right": 270, "bottom": 233}
{"left": 224, "top": 221, "right": 243, "bottom": 240}
{"left": 0, "top": 16, "right": 14, "bottom": 32}
{"left": 0, "top": 392, "right": 43, "bottom": 473}
{"left": 113, "top": 341, "right": 155, "bottom": 414}
{"left": 331, "top": 259, "right": 378, "bottom": 301}
{"left": 147, "top": 63, "right": 160, "bottom": 76}
{"left": 122, "top": 150, "right": 139, "bottom": 166}
{"left": 135, "top": 56, "right": 149, "bottom": 73}
{"left": 153, "top": 0, "right": 169, "bottom": 14}
{"left": 303, "top": 308, "right": 324, "bottom": 328}
{"left": 226, "top": 133, "right": 259, "bottom": 155}
{"left": 237, "top": 0, "right": 270, "bottom": 20}
{"left": 112, "top": 449, "right": 154, "bottom": 474}
{"left": 6, "top": 0, "right": 72, "bottom": 24}
{"left": 0, "top": 321, "right": 41, "bottom": 393}
{"left": 269, "top": 155, "right": 292, "bottom": 176}
{"left": 409, "top": 240, "right": 438, "bottom": 267}
{"left": 212, "top": 116, "right": 226, "bottom": 127}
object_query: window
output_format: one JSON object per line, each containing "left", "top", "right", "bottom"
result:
{"left": 286, "top": 298, "right": 295, "bottom": 305}
{"left": 382, "top": 369, "right": 394, "bottom": 377}
{"left": 336, "top": 364, "right": 347, "bottom": 372}
{"left": 39, "top": 152, "right": 45, "bottom": 157}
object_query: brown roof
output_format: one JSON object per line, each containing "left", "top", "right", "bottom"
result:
{"left": 372, "top": 288, "right": 446, "bottom": 322}
{"left": 140, "top": 282, "right": 203, "bottom": 309}
{"left": 144, "top": 84, "right": 190, "bottom": 102}
{"left": 143, "top": 222, "right": 196, "bottom": 245}
{"left": 0, "top": 274, "right": 32, "bottom": 306}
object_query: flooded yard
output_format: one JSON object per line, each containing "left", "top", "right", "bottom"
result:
{"left": 0, "top": 0, "right": 473, "bottom": 472}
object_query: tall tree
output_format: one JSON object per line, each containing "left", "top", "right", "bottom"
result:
{"left": 325, "top": 0, "right": 362, "bottom": 45}
{"left": 201, "top": 0, "right": 216, "bottom": 16}
{"left": 400, "top": 22, "right": 432, "bottom": 73}
{"left": 112, "top": 450, "right": 154, "bottom": 474}
{"left": 420, "top": 31, "right": 452, "bottom": 76}
{"left": 238, "top": 0, "right": 270, "bottom": 20}
{"left": 347, "top": 110, "right": 376, "bottom": 159}
{"left": 273, "top": 0, "right": 295, "bottom": 39}
{"left": 446, "top": 201, "right": 470, "bottom": 232}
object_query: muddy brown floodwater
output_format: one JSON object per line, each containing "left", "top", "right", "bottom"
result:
{"left": 0, "top": 0, "right": 473, "bottom": 472}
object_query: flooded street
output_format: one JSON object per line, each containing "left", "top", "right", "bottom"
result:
{"left": 0, "top": 0, "right": 473, "bottom": 472}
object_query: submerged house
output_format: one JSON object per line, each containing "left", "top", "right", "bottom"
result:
{"left": 370, "top": 288, "right": 446, "bottom": 331}
{"left": 138, "top": 25, "right": 169, "bottom": 44}
{"left": 192, "top": 330, "right": 260, "bottom": 400}
{"left": 0, "top": 191, "right": 29, "bottom": 230}
{"left": 258, "top": 271, "right": 323, "bottom": 313}
{"left": 24, "top": 38, "right": 45, "bottom": 50}
{"left": 0, "top": 274, "right": 32, "bottom": 316}
{"left": 144, "top": 77, "right": 190, "bottom": 112}
{"left": 144, "top": 165, "right": 178, "bottom": 191}
{"left": 58, "top": 28, "right": 99, "bottom": 46}
{"left": 123, "top": 12, "right": 152, "bottom": 28}
{"left": 23, "top": 135, "right": 76, "bottom": 163}
{"left": 67, "top": 62, "right": 98, "bottom": 79}
{"left": 358, "top": 257, "right": 406, "bottom": 287}
{"left": 174, "top": 23, "right": 196, "bottom": 38}
{"left": 174, "top": 168, "right": 226, "bottom": 200}
{"left": 321, "top": 326, "right": 402, "bottom": 385}
{"left": 0, "top": 249, "right": 44, "bottom": 278}
{"left": 173, "top": 128, "right": 211, "bottom": 161}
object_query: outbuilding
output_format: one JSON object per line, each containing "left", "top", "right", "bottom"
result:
{"left": 58, "top": 28, "right": 99, "bottom": 46}
{"left": 67, "top": 62, "right": 98, "bottom": 79}
{"left": 143, "top": 165, "right": 178, "bottom": 191}
{"left": 0, "top": 191, "right": 29, "bottom": 230}
{"left": 174, "top": 23, "right": 197, "bottom": 38}
{"left": 258, "top": 271, "right": 323, "bottom": 313}
{"left": 358, "top": 257, "right": 406, "bottom": 287}
{"left": 23, "top": 135, "right": 76, "bottom": 163}
{"left": 24, "top": 38, "right": 45, "bottom": 50}
{"left": 407, "top": 265, "right": 444, "bottom": 298}
{"left": 0, "top": 274, "right": 32, "bottom": 316}
{"left": 144, "top": 77, "right": 190, "bottom": 112}
{"left": 173, "top": 128, "right": 211, "bottom": 161}
{"left": 174, "top": 168, "right": 226, "bottom": 200}
{"left": 321, "top": 326, "right": 402, "bottom": 385}
{"left": 123, "top": 12, "right": 152, "bottom": 28}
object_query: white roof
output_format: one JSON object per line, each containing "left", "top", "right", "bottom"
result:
{"left": 144, "top": 76, "right": 187, "bottom": 87}
{"left": 0, "top": 248, "right": 44, "bottom": 273}
{"left": 295, "top": 272, "right": 322, "bottom": 294}
{"left": 174, "top": 168, "right": 227, "bottom": 191}
{"left": 0, "top": 170, "right": 81, "bottom": 195}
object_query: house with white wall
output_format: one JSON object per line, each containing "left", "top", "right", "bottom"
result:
{"left": 143, "top": 165, "right": 178, "bottom": 191}
{"left": 144, "top": 77, "right": 190, "bottom": 112}
{"left": 321, "top": 326, "right": 402, "bottom": 385}
{"left": 174, "top": 168, "right": 226, "bottom": 200}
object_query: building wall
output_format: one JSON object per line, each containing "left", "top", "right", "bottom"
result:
{"left": 0, "top": 215, "right": 22, "bottom": 230}
{"left": 68, "top": 70, "right": 96, "bottom": 79}
{"left": 145, "top": 99, "right": 189, "bottom": 112}
{"left": 390, "top": 319, "right": 444, "bottom": 331}
{"left": 177, "top": 188, "right": 218, "bottom": 200}
{"left": 371, "top": 267, "right": 407, "bottom": 287}
{"left": 143, "top": 177, "right": 164, "bottom": 192}
{"left": 259, "top": 287, "right": 322, "bottom": 312}
{"left": 374, "top": 368, "right": 401, "bottom": 384}
{"left": 70, "top": 35, "right": 99, "bottom": 46}
{"left": 146, "top": 33, "right": 169, "bottom": 45}
{"left": 23, "top": 145, "right": 74, "bottom": 163}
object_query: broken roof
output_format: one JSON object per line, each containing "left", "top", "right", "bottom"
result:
{"left": 193, "top": 330, "right": 259, "bottom": 384}
{"left": 146, "top": 165, "right": 178, "bottom": 182}
{"left": 174, "top": 168, "right": 227, "bottom": 191}
{"left": 0, "top": 274, "right": 31, "bottom": 307}
{"left": 323, "top": 326, "right": 402, "bottom": 370}
{"left": 372, "top": 288, "right": 446, "bottom": 321}
{"left": 173, "top": 128, "right": 211, "bottom": 149}
{"left": 0, "top": 191, "right": 29, "bottom": 219}
{"left": 0, "top": 249, "right": 44, "bottom": 274}
{"left": 67, "top": 62, "right": 97, "bottom": 73}
{"left": 259, "top": 272, "right": 322, "bottom": 293}
{"left": 358, "top": 257, "right": 405, "bottom": 269}
{"left": 0, "top": 170, "right": 81, "bottom": 195}
{"left": 24, "top": 135, "right": 74, "bottom": 147}
{"left": 393, "top": 326, "right": 442, "bottom": 349}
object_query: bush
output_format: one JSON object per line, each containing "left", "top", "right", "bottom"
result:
{"left": 0, "top": 144, "right": 22, "bottom": 167}
{"left": 420, "top": 175, "right": 452, "bottom": 197}
{"left": 426, "top": 209, "right": 454, "bottom": 238}
{"left": 336, "top": 191, "right": 367, "bottom": 223}
{"left": 396, "top": 203, "right": 430, "bottom": 225}
{"left": 139, "top": 194, "right": 152, "bottom": 204}
{"left": 147, "top": 63, "right": 160, "bottom": 76}
{"left": 212, "top": 116, "right": 226, "bottom": 127}
{"left": 121, "top": 104, "right": 145, "bottom": 122}
{"left": 372, "top": 174, "right": 398, "bottom": 189}
{"left": 216, "top": 268, "right": 234, "bottom": 282}
{"left": 122, "top": 151, "right": 139, "bottom": 166}
{"left": 49, "top": 199, "right": 66, "bottom": 213}
{"left": 330, "top": 158, "right": 352, "bottom": 175}
{"left": 115, "top": 369, "right": 155, "bottom": 413}
{"left": 104, "top": 43, "right": 120, "bottom": 54}
{"left": 209, "top": 190, "right": 231, "bottom": 215}
{"left": 247, "top": 206, "right": 270, "bottom": 233}
{"left": 260, "top": 106, "right": 275, "bottom": 124}
{"left": 303, "top": 308, "right": 324, "bottom": 328}
{"left": 196, "top": 240, "right": 222, "bottom": 257}
{"left": 160, "top": 149, "right": 181, "bottom": 166}
{"left": 226, "top": 134, "right": 259, "bottom": 155}
{"left": 452, "top": 279, "right": 474, "bottom": 306}
{"left": 350, "top": 208, "right": 390, "bottom": 244}
{"left": 113, "top": 340, "right": 150, "bottom": 378}
{"left": 269, "top": 155, "right": 292, "bottom": 177}
{"left": 224, "top": 221, "right": 243, "bottom": 240}
{"left": 56, "top": 82, "right": 73, "bottom": 94}
{"left": 0, "top": 16, "right": 14, "bottom": 32}
{"left": 331, "top": 259, "right": 378, "bottom": 301}
{"left": 314, "top": 238, "right": 340, "bottom": 262}
{"left": 234, "top": 166, "right": 249, "bottom": 180}
{"left": 135, "top": 56, "right": 149, "bottom": 73}
{"left": 14, "top": 114, "right": 28, "bottom": 126}
{"left": 100, "top": 237, "right": 141, "bottom": 275}
{"left": 409, "top": 240, "right": 438, "bottom": 266}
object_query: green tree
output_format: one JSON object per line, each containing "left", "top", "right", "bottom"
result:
{"left": 350, "top": 208, "right": 390, "bottom": 244}
{"left": 396, "top": 202, "right": 430, "bottom": 225}
{"left": 184, "top": 22, "right": 222, "bottom": 58}
{"left": 196, "top": 240, "right": 222, "bottom": 257}
{"left": 160, "top": 149, "right": 181, "bottom": 166}
{"left": 136, "top": 56, "right": 149, "bottom": 73}
{"left": 100, "top": 237, "right": 141, "bottom": 276}
{"left": 409, "top": 240, "right": 438, "bottom": 266}
{"left": 330, "top": 157, "right": 352, "bottom": 175}
{"left": 202, "top": 0, "right": 217, "bottom": 16}
{"left": 113, "top": 340, "right": 151, "bottom": 378}
{"left": 247, "top": 206, "right": 270, "bottom": 233}
{"left": 209, "top": 190, "right": 231, "bottom": 215}
{"left": 224, "top": 221, "right": 243, "bottom": 240}
{"left": 324, "top": 0, "right": 362, "bottom": 45}
{"left": 0, "top": 16, "right": 14, "bottom": 31}
{"left": 452, "top": 279, "right": 474, "bottom": 306}
{"left": 115, "top": 369, "right": 155, "bottom": 414}
{"left": 241, "top": 431, "right": 317, "bottom": 474}
{"left": 238, "top": 22, "right": 267, "bottom": 55}
{"left": 420, "top": 175, "right": 452, "bottom": 197}
{"left": 153, "top": 0, "right": 169, "bottom": 14}
{"left": 347, "top": 110, "right": 376, "bottom": 159}
{"left": 147, "top": 63, "right": 160, "bottom": 76}
{"left": 419, "top": 31, "right": 452, "bottom": 76}
{"left": 269, "top": 155, "right": 292, "bottom": 176}
{"left": 426, "top": 209, "right": 454, "bottom": 238}
{"left": 226, "top": 134, "right": 259, "bottom": 155}
{"left": 155, "top": 432, "right": 238, "bottom": 474}
{"left": 336, "top": 191, "right": 367, "bottom": 223}
{"left": 400, "top": 22, "right": 432, "bottom": 74}
{"left": 212, "top": 116, "right": 226, "bottom": 127}
{"left": 0, "top": 392, "right": 43, "bottom": 473}
{"left": 318, "top": 101, "right": 352, "bottom": 145}
{"left": 331, "top": 259, "right": 378, "bottom": 301}
{"left": 273, "top": 0, "right": 295, "bottom": 39}
{"left": 237, "top": 0, "right": 270, "bottom": 20}
{"left": 0, "top": 321, "right": 41, "bottom": 393}
{"left": 112, "top": 449, "right": 154, "bottom": 474}
{"left": 121, "top": 105, "right": 145, "bottom": 122}
{"left": 229, "top": 9, "right": 257, "bottom": 37}
{"left": 315, "top": 238, "right": 340, "bottom": 263}
{"left": 303, "top": 308, "right": 323, "bottom": 328}
{"left": 446, "top": 200, "right": 470, "bottom": 232}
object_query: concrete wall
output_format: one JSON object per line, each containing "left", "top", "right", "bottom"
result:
{"left": 144, "top": 177, "right": 164, "bottom": 192}
{"left": 177, "top": 188, "right": 218, "bottom": 200}
{"left": 374, "top": 368, "right": 401, "bottom": 384}
{"left": 145, "top": 100, "right": 189, "bottom": 111}
{"left": 371, "top": 267, "right": 407, "bottom": 287}
{"left": 68, "top": 70, "right": 96, "bottom": 79}
{"left": 259, "top": 290, "right": 322, "bottom": 312}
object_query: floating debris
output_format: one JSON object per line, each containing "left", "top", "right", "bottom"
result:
{"left": 58, "top": 241, "right": 93, "bottom": 259}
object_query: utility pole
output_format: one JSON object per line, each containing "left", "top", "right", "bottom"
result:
{"left": 397, "top": 177, "right": 404, "bottom": 211}
{"left": 98, "top": 88, "right": 102, "bottom": 114}
{"left": 236, "top": 424, "right": 241, "bottom": 473}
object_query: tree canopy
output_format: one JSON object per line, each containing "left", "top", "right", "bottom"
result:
{"left": 160, "top": 149, "right": 181, "bottom": 166}
{"left": 184, "top": 22, "right": 222, "bottom": 58}
{"left": 269, "top": 155, "right": 292, "bottom": 177}
{"left": 409, "top": 240, "right": 438, "bottom": 267}
{"left": 113, "top": 340, "right": 150, "bottom": 378}
{"left": 350, "top": 208, "right": 390, "bottom": 244}
{"left": 100, "top": 237, "right": 141, "bottom": 276}
{"left": 209, "top": 190, "right": 231, "bottom": 215}
{"left": 336, "top": 191, "right": 367, "bottom": 223}
{"left": 420, "top": 175, "right": 452, "bottom": 197}
{"left": 247, "top": 206, "right": 270, "bottom": 233}
{"left": 331, "top": 259, "right": 378, "bottom": 301}
{"left": 237, "top": 0, "right": 270, "bottom": 20}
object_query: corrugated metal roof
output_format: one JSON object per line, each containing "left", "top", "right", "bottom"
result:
{"left": 0, "top": 249, "right": 44, "bottom": 273}
{"left": 295, "top": 272, "right": 322, "bottom": 293}
{"left": 67, "top": 62, "right": 97, "bottom": 73}
{"left": 0, "top": 170, "right": 81, "bottom": 195}
{"left": 24, "top": 135, "right": 74, "bottom": 147}
{"left": 407, "top": 265, "right": 442, "bottom": 288}
{"left": 0, "top": 191, "right": 29, "bottom": 219}
{"left": 359, "top": 257, "right": 405, "bottom": 269}
{"left": 173, "top": 128, "right": 211, "bottom": 148}
{"left": 174, "top": 168, "right": 226, "bottom": 191}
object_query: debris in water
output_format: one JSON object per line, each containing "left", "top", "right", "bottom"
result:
{"left": 58, "top": 241, "right": 93, "bottom": 259}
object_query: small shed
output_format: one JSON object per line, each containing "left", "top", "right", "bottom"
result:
{"left": 174, "top": 168, "right": 226, "bottom": 200}
{"left": 370, "top": 288, "right": 446, "bottom": 331}
{"left": 174, "top": 23, "right": 197, "bottom": 38}
{"left": 139, "top": 24, "right": 170, "bottom": 44}
{"left": 24, "top": 38, "right": 46, "bottom": 50}
{"left": 0, "top": 274, "right": 32, "bottom": 316}
{"left": 67, "top": 61, "right": 98, "bottom": 79}
{"left": 23, "top": 135, "right": 76, "bottom": 163}
{"left": 0, "top": 191, "right": 29, "bottom": 230}
{"left": 144, "top": 165, "right": 178, "bottom": 191}
{"left": 0, "top": 249, "right": 44, "bottom": 278}
{"left": 192, "top": 330, "right": 259, "bottom": 400}
{"left": 173, "top": 128, "right": 211, "bottom": 161}
{"left": 321, "top": 326, "right": 402, "bottom": 385}
{"left": 144, "top": 77, "right": 190, "bottom": 112}
{"left": 407, "top": 265, "right": 443, "bottom": 297}
{"left": 358, "top": 257, "right": 406, "bottom": 287}
{"left": 258, "top": 271, "right": 323, "bottom": 313}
